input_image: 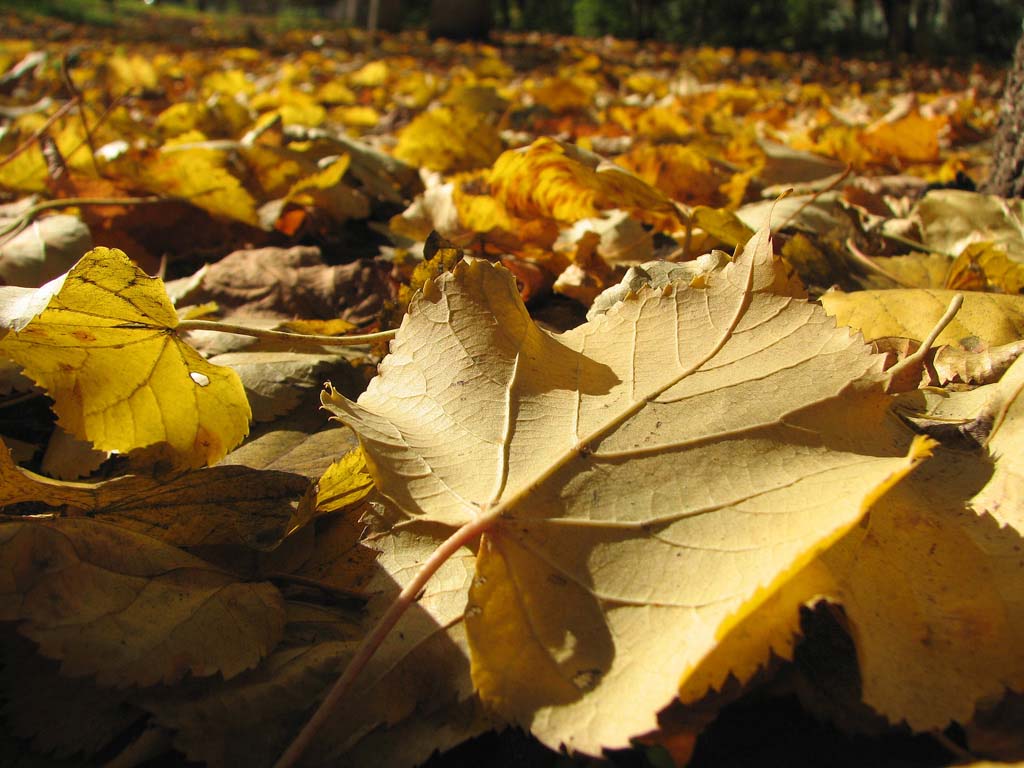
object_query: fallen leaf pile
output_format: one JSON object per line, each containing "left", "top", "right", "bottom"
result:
{"left": 2, "top": 8, "right": 1024, "bottom": 768}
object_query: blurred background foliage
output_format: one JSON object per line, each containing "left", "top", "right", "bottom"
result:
{"left": 3, "top": 0, "right": 1021, "bottom": 60}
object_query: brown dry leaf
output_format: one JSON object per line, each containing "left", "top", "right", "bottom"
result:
{"left": 557, "top": 210, "right": 654, "bottom": 267}
{"left": 820, "top": 288, "right": 1024, "bottom": 347}
{"left": 0, "top": 443, "right": 308, "bottom": 550}
{"left": 0, "top": 518, "right": 284, "bottom": 687}
{"left": 0, "top": 632, "right": 141, "bottom": 760}
{"left": 0, "top": 247, "right": 251, "bottom": 468}
{"left": 146, "top": 523, "right": 481, "bottom": 768}
{"left": 755, "top": 139, "right": 847, "bottom": 188}
{"left": 323, "top": 220, "right": 930, "bottom": 753}
{"left": 37, "top": 424, "right": 106, "bottom": 481}
{"left": 917, "top": 190, "right": 1024, "bottom": 259}
{"left": 207, "top": 350, "right": 345, "bottom": 423}
{"left": 168, "top": 245, "right": 390, "bottom": 325}
{"left": 932, "top": 339, "right": 1024, "bottom": 386}
{"left": 215, "top": 381, "right": 363, "bottom": 482}
{"left": 0, "top": 212, "right": 92, "bottom": 287}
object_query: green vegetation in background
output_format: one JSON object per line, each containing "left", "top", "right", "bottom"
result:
{"left": 1, "top": 0, "right": 1021, "bottom": 60}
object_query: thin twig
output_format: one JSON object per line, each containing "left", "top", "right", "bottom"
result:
{"left": 0, "top": 196, "right": 164, "bottom": 243}
{"left": 844, "top": 237, "right": 916, "bottom": 288}
{"left": 60, "top": 55, "right": 101, "bottom": 177}
{"left": 777, "top": 166, "right": 851, "bottom": 231}
{"left": 0, "top": 97, "right": 79, "bottom": 169}
{"left": 59, "top": 93, "right": 130, "bottom": 171}
{"left": 880, "top": 230, "right": 951, "bottom": 257}
{"left": 176, "top": 319, "right": 397, "bottom": 346}
{"left": 273, "top": 513, "right": 496, "bottom": 768}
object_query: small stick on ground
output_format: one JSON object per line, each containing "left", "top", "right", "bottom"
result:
{"left": 176, "top": 320, "right": 397, "bottom": 347}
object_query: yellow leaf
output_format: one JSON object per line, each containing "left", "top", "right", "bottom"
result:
{"left": 114, "top": 137, "right": 259, "bottom": 225}
{"left": 0, "top": 518, "right": 284, "bottom": 687}
{"left": 862, "top": 252, "right": 953, "bottom": 289}
{"left": 0, "top": 247, "right": 251, "bottom": 468}
{"left": 0, "top": 145, "right": 48, "bottom": 193}
{"left": 279, "top": 318, "right": 357, "bottom": 336}
{"left": 317, "top": 79, "right": 357, "bottom": 105}
{"left": 201, "top": 67, "right": 255, "bottom": 99}
{"left": 946, "top": 241, "right": 1024, "bottom": 293}
{"left": 104, "top": 53, "right": 159, "bottom": 94}
{"left": 349, "top": 60, "right": 389, "bottom": 88}
{"left": 330, "top": 104, "right": 382, "bottom": 130}
{"left": 315, "top": 446, "right": 374, "bottom": 515}
{"left": 821, "top": 447, "right": 1021, "bottom": 729}
{"left": 529, "top": 75, "right": 597, "bottom": 113}
{"left": 324, "top": 220, "right": 929, "bottom": 753}
{"left": 488, "top": 137, "right": 676, "bottom": 227}
{"left": 861, "top": 111, "right": 944, "bottom": 163}
{"left": 616, "top": 144, "right": 728, "bottom": 207}
{"left": 820, "top": 289, "right": 1024, "bottom": 347}
{"left": 250, "top": 87, "right": 326, "bottom": 128}
{"left": 682, "top": 440, "right": 1024, "bottom": 732}
{"left": 394, "top": 106, "right": 503, "bottom": 174}
{"left": 691, "top": 205, "right": 755, "bottom": 249}
{"left": 607, "top": 105, "right": 693, "bottom": 142}
{"left": 155, "top": 101, "right": 214, "bottom": 138}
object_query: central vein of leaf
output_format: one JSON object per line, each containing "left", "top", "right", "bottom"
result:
{"left": 487, "top": 242, "right": 758, "bottom": 527}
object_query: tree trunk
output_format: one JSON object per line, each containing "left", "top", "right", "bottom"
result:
{"left": 880, "top": 0, "right": 912, "bottom": 54}
{"left": 429, "top": 0, "right": 491, "bottom": 40}
{"left": 983, "top": 29, "right": 1024, "bottom": 198}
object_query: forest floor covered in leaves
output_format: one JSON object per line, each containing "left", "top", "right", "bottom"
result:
{"left": 2, "top": 6, "right": 1024, "bottom": 768}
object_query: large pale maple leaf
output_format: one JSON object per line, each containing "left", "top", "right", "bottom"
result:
{"left": 322, "top": 221, "right": 931, "bottom": 754}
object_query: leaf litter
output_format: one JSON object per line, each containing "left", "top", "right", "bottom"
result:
{"left": 0, "top": 11, "right": 1023, "bottom": 768}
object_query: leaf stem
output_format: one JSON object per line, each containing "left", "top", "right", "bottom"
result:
{"left": 0, "top": 196, "right": 165, "bottom": 242}
{"left": 0, "top": 97, "right": 78, "bottom": 170}
{"left": 273, "top": 511, "right": 497, "bottom": 768}
{"left": 885, "top": 293, "right": 963, "bottom": 391}
{"left": 176, "top": 319, "right": 397, "bottom": 346}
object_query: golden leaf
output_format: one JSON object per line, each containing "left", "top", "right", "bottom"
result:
{"left": 820, "top": 288, "right": 1024, "bottom": 348}
{"left": 323, "top": 220, "right": 929, "bottom": 753}
{"left": 0, "top": 247, "right": 251, "bottom": 468}
{"left": 394, "top": 106, "right": 503, "bottom": 174}
{"left": 488, "top": 137, "right": 676, "bottom": 227}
